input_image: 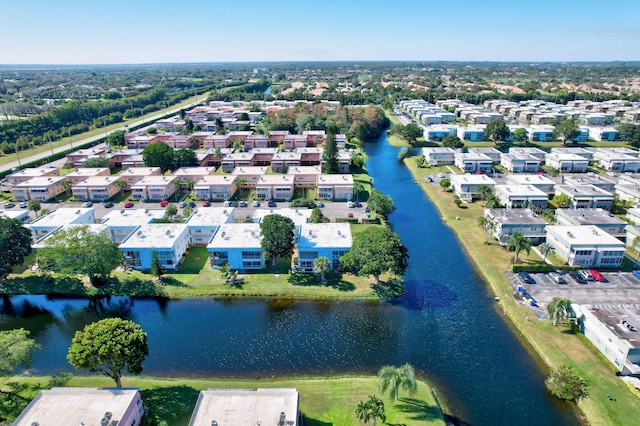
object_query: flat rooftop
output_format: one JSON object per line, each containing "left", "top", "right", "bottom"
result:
{"left": 72, "top": 175, "right": 121, "bottom": 187}
{"left": 118, "top": 167, "right": 162, "bottom": 177}
{"left": 186, "top": 207, "right": 234, "bottom": 227}
{"left": 272, "top": 152, "right": 302, "bottom": 160}
{"left": 8, "top": 167, "right": 58, "bottom": 178}
{"left": 547, "top": 225, "right": 625, "bottom": 246}
{"left": 450, "top": 174, "right": 497, "bottom": 185}
{"left": 232, "top": 166, "right": 268, "bottom": 176}
{"left": 456, "top": 152, "right": 492, "bottom": 161}
{"left": 316, "top": 174, "right": 353, "bottom": 185}
{"left": 506, "top": 174, "right": 555, "bottom": 186}
{"left": 194, "top": 175, "right": 237, "bottom": 186}
{"left": 295, "top": 147, "right": 323, "bottom": 154}
{"left": 64, "top": 167, "right": 110, "bottom": 178}
{"left": 589, "top": 305, "right": 640, "bottom": 349}
{"left": 486, "top": 208, "right": 547, "bottom": 225}
{"left": 172, "top": 167, "right": 217, "bottom": 177}
{"left": 563, "top": 174, "right": 615, "bottom": 186}
{"left": 298, "top": 223, "right": 353, "bottom": 249}
{"left": 189, "top": 388, "right": 298, "bottom": 426}
{"left": 422, "top": 147, "right": 455, "bottom": 154}
{"left": 257, "top": 174, "right": 295, "bottom": 185}
{"left": 556, "top": 208, "right": 626, "bottom": 225}
{"left": 494, "top": 184, "right": 548, "bottom": 197}
{"left": 101, "top": 208, "right": 165, "bottom": 227}
{"left": 29, "top": 208, "right": 94, "bottom": 228}
{"left": 287, "top": 166, "right": 321, "bottom": 175}
{"left": 253, "top": 208, "right": 312, "bottom": 226}
{"left": 208, "top": 223, "right": 263, "bottom": 249}
{"left": 131, "top": 175, "right": 176, "bottom": 186}
{"left": 14, "top": 176, "right": 65, "bottom": 187}
{"left": 223, "top": 152, "right": 256, "bottom": 161}
{"left": 13, "top": 387, "right": 140, "bottom": 426}
{"left": 119, "top": 223, "right": 188, "bottom": 248}
{"left": 556, "top": 184, "right": 614, "bottom": 198}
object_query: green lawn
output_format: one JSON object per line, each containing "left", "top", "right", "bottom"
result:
{"left": 403, "top": 155, "right": 640, "bottom": 426}
{"left": 1, "top": 375, "right": 446, "bottom": 426}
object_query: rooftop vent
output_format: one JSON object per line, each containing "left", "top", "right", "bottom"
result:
{"left": 166, "top": 230, "right": 171, "bottom": 236}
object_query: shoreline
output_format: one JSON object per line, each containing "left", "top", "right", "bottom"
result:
{"left": 401, "top": 153, "right": 640, "bottom": 426}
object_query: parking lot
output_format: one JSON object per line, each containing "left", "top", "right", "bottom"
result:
{"left": 506, "top": 270, "right": 640, "bottom": 318}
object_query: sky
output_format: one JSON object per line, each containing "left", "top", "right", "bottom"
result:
{"left": 1, "top": 0, "right": 639, "bottom": 64}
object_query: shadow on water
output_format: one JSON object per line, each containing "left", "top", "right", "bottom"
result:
{"left": 391, "top": 279, "right": 458, "bottom": 310}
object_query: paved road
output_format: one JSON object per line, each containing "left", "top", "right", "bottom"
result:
{"left": 0, "top": 95, "right": 209, "bottom": 174}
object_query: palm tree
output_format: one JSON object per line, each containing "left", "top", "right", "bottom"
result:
{"left": 485, "top": 195, "right": 502, "bottom": 209}
{"left": 186, "top": 179, "right": 196, "bottom": 193}
{"left": 354, "top": 400, "right": 371, "bottom": 425}
{"left": 539, "top": 243, "right": 555, "bottom": 263}
{"left": 165, "top": 203, "right": 177, "bottom": 222}
{"left": 378, "top": 363, "right": 418, "bottom": 401}
{"left": 633, "top": 235, "right": 640, "bottom": 264}
{"left": 353, "top": 182, "right": 364, "bottom": 202}
{"left": 313, "top": 256, "right": 331, "bottom": 283}
{"left": 547, "top": 297, "right": 574, "bottom": 327}
{"left": 366, "top": 395, "right": 386, "bottom": 426}
{"left": 477, "top": 184, "right": 493, "bottom": 203}
{"left": 506, "top": 232, "right": 531, "bottom": 263}
{"left": 114, "top": 179, "right": 127, "bottom": 196}
{"left": 477, "top": 216, "right": 495, "bottom": 245}
{"left": 60, "top": 178, "right": 73, "bottom": 195}
{"left": 27, "top": 199, "right": 41, "bottom": 219}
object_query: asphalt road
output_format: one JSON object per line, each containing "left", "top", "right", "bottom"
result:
{"left": 0, "top": 95, "right": 209, "bottom": 175}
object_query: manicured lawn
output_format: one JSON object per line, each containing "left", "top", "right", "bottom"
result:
{"left": 403, "top": 155, "right": 640, "bottom": 426}
{"left": 0, "top": 375, "right": 445, "bottom": 426}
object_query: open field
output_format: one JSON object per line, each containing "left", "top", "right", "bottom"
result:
{"left": 403, "top": 155, "right": 640, "bottom": 426}
{"left": 0, "top": 375, "right": 445, "bottom": 426}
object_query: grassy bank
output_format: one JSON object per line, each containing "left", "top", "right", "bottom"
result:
{"left": 403, "top": 156, "right": 640, "bottom": 426}
{"left": 1, "top": 375, "right": 446, "bottom": 426}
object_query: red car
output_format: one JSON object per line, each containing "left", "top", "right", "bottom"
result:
{"left": 124, "top": 201, "right": 134, "bottom": 208}
{"left": 588, "top": 269, "right": 607, "bottom": 282}
{"left": 160, "top": 199, "right": 169, "bottom": 207}
{"left": 202, "top": 200, "right": 211, "bottom": 207}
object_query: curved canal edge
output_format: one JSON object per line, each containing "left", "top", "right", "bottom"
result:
{"left": 399, "top": 149, "right": 640, "bottom": 425}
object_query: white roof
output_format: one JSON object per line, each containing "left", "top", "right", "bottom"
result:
{"left": 208, "top": 223, "right": 263, "bottom": 249}
{"left": 64, "top": 167, "right": 110, "bottom": 178}
{"left": 186, "top": 207, "right": 235, "bottom": 227}
{"left": 298, "top": 223, "right": 352, "bottom": 249}
{"left": 456, "top": 152, "right": 492, "bottom": 161}
{"left": 28, "top": 208, "right": 94, "bottom": 228}
{"left": 172, "top": 167, "right": 217, "bottom": 177}
{"left": 223, "top": 152, "right": 256, "bottom": 161}
{"left": 257, "top": 174, "right": 295, "bottom": 185}
{"left": 295, "top": 147, "right": 323, "bottom": 154}
{"left": 272, "top": 152, "right": 302, "bottom": 160}
{"left": 546, "top": 152, "right": 590, "bottom": 161}
{"left": 422, "top": 147, "right": 455, "bottom": 155}
{"left": 450, "top": 174, "right": 497, "bottom": 185}
{"left": 194, "top": 174, "right": 237, "bottom": 186}
{"left": 119, "top": 224, "right": 188, "bottom": 249}
{"left": 189, "top": 388, "right": 298, "bottom": 426}
{"left": 316, "top": 174, "right": 354, "bottom": 185}
{"left": 506, "top": 174, "right": 555, "bottom": 185}
{"left": 253, "top": 208, "right": 312, "bottom": 225}
{"left": 0, "top": 210, "right": 29, "bottom": 220}
{"left": 13, "top": 387, "right": 141, "bottom": 426}
{"left": 73, "top": 175, "right": 122, "bottom": 187}
{"left": 8, "top": 167, "right": 58, "bottom": 178}
{"left": 14, "top": 176, "right": 66, "bottom": 187}
{"left": 232, "top": 166, "right": 268, "bottom": 176}
{"left": 131, "top": 175, "right": 176, "bottom": 186}
{"left": 118, "top": 167, "right": 162, "bottom": 177}
{"left": 101, "top": 208, "right": 165, "bottom": 227}
{"left": 287, "top": 166, "right": 321, "bottom": 175}
{"left": 494, "top": 184, "right": 548, "bottom": 198}
{"left": 250, "top": 147, "right": 278, "bottom": 154}
{"left": 547, "top": 225, "right": 626, "bottom": 247}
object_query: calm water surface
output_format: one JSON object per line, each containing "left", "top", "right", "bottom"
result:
{"left": 0, "top": 134, "right": 578, "bottom": 425}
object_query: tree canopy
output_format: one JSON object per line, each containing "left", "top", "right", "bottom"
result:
{"left": 378, "top": 363, "right": 418, "bottom": 401}
{"left": 484, "top": 120, "right": 510, "bottom": 143}
{"left": 367, "top": 189, "right": 396, "bottom": 219}
{"left": 512, "top": 127, "right": 529, "bottom": 143}
{"left": 142, "top": 142, "right": 175, "bottom": 172}
{"left": 0, "top": 217, "right": 32, "bottom": 284}
{"left": 618, "top": 123, "right": 640, "bottom": 148}
{"left": 67, "top": 318, "right": 149, "bottom": 387}
{"left": 322, "top": 122, "right": 339, "bottom": 174}
{"left": 547, "top": 297, "right": 574, "bottom": 327}
{"left": 506, "top": 232, "right": 531, "bottom": 263}
{"left": 289, "top": 198, "right": 317, "bottom": 209}
{"left": 260, "top": 214, "right": 295, "bottom": 265}
{"left": 394, "top": 123, "right": 423, "bottom": 143}
{"left": 82, "top": 156, "right": 112, "bottom": 168}
{"left": 38, "top": 225, "right": 123, "bottom": 286}
{"left": 0, "top": 329, "right": 40, "bottom": 377}
{"left": 340, "top": 226, "right": 408, "bottom": 284}
{"left": 309, "top": 207, "right": 330, "bottom": 223}
{"left": 545, "top": 366, "right": 589, "bottom": 402}
{"left": 442, "top": 135, "right": 464, "bottom": 149}
{"left": 106, "top": 130, "right": 126, "bottom": 147}
{"left": 554, "top": 119, "right": 580, "bottom": 144}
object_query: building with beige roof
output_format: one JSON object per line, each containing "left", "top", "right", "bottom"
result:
{"left": 12, "top": 176, "right": 67, "bottom": 202}
{"left": 71, "top": 175, "right": 123, "bottom": 201}
{"left": 256, "top": 174, "right": 295, "bottom": 200}
{"left": 6, "top": 167, "right": 59, "bottom": 185}
{"left": 193, "top": 175, "right": 238, "bottom": 201}
{"left": 117, "top": 167, "right": 162, "bottom": 188}
{"left": 316, "top": 174, "right": 354, "bottom": 200}
{"left": 131, "top": 175, "right": 179, "bottom": 201}
{"left": 64, "top": 167, "right": 111, "bottom": 183}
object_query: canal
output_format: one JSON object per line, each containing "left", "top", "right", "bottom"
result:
{"left": 0, "top": 133, "right": 578, "bottom": 425}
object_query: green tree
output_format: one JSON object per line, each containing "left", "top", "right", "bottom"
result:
{"left": 313, "top": 256, "right": 331, "bottom": 283}
{"left": 485, "top": 195, "right": 502, "bottom": 209}
{"left": 323, "top": 122, "right": 339, "bottom": 174}
{"left": 27, "top": 199, "right": 41, "bottom": 219}
{"left": 355, "top": 395, "right": 386, "bottom": 426}
{"left": 378, "top": 363, "right": 418, "bottom": 401}
{"left": 439, "top": 178, "right": 451, "bottom": 192}
{"left": 0, "top": 329, "right": 40, "bottom": 378}
{"left": 415, "top": 156, "right": 426, "bottom": 168}
{"left": 554, "top": 119, "right": 580, "bottom": 145}
{"left": 512, "top": 127, "right": 529, "bottom": 143}
{"left": 442, "top": 135, "right": 464, "bottom": 149}
{"left": 220, "top": 263, "right": 240, "bottom": 287}
{"left": 340, "top": 226, "right": 409, "bottom": 284}
{"left": 309, "top": 207, "right": 330, "bottom": 223}
{"left": 150, "top": 249, "right": 163, "bottom": 279}
{"left": 143, "top": 142, "right": 175, "bottom": 172}
{"left": 553, "top": 193, "right": 571, "bottom": 208}
{"left": 60, "top": 178, "right": 73, "bottom": 195}
{"left": 485, "top": 120, "right": 510, "bottom": 143}
{"left": 173, "top": 148, "right": 197, "bottom": 169}
{"left": 260, "top": 214, "right": 295, "bottom": 266}
{"left": 634, "top": 235, "right": 640, "bottom": 263}
{"left": 367, "top": 189, "right": 396, "bottom": 219}
{"left": 506, "top": 232, "right": 531, "bottom": 263}
{"left": 106, "top": 130, "right": 126, "bottom": 147}
{"left": 477, "top": 184, "right": 493, "bottom": 202}
{"left": 165, "top": 203, "right": 178, "bottom": 221}
{"left": 545, "top": 366, "right": 589, "bottom": 402}
{"left": 353, "top": 182, "right": 364, "bottom": 202}
{"left": 114, "top": 179, "right": 127, "bottom": 195}
{"left": 617, "top": 123, "right": 640, "bottom": 148}
{"left": 396, "top": 123, "right": 423, "bottom": 143}
{"left": 0, "top": 218, "right": 33, "bottom": 284}
{"left": 39, "top": 225, "right": 123, "bottom": 286}
{"left": 67, "top": 318, "right": 149, "bottom": 388}
{"left": 182, "top": 205, "right": 193, "bottom": 219}
{"left": 289, "top": 198, "right": 317, "bottom": 208}
{"left": 539, "top": 242, "right": 555, "bottom": 263}
{"left": 186, "top": 179, "right": 196, "bottom": 192}
{"left": 83, "top": 156, "right": 112, "bottom": 168}
{"left": 478, "top": 216, "right": 495, "bottom": 244}
{"left": 547, "top": 297, "right": 574, "bottom": 327}
{"left": 355, "top": 400, "right": 371, "bottom": 425}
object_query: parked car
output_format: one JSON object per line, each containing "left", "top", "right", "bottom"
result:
{"left": 353, "top": 201, "right": 362, "bottom": 207}
{"left": 589, "top": 269, "right": 607, "bottom": 282}
{"left": 179, "top": 201, "right": 186, "bottom": 208}
{"left": 518, "top": 271, "right": 534, "bottom": 284}
{"left": 267, "top": 201, "right": 276, "bottom": 207}
{"left": 124, "top": 201, "right": 134, "bottom": 208}
{"left": 570, "top": 272, "right": 587, "bottom": 284}
{"left": 317, "top": 202, "right": 324, "bottom": 208}
{"left": 633, "top": 270, "right": 640, "bottom": 279}
{"left": 3, "top": 203, "right": 15, "bottom": 209}
{"left": 188, "top": 201, "right": 196, "bottom": 208}
{"left": 160, "top": 200, "right": 169, "bottom": 207}
{"left": 549, "top": 272, "right": 566, "bottom": 284}
{"left": 81, "top": 201, "right": 93, "bottom": 208}
{"left": 579, "top": 270, "right": 595, "bottom": 281}
{"left": 365, "top": 206, "right": 370, "bottom": 213}
{"left": 19, "top": 201, "right": 27, "bottom": 208}
{"left": 239, "top": 201, "right": 248, "bottom": 207}
{"left": 102, "top": 201, "right": 114, "bottom": 208}
{"left": 347, "top": 212, "right": 354, "bottom": 218}
{"left": 202, "top": 200, "right": 211, "bottom": 207}
{"left": 348, "top": 201, "right": 355, "bottom": 208}
{"left": 252, "top": 200, "right": 260, "bottom": 207}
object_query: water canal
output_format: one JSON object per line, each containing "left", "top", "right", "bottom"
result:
{"left": 0, "top": 133, "right": 578, "bottom": 425}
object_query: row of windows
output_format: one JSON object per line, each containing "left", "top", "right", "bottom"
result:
{"left": 574, "top": 250, "right": 593, "bottom": 256}
{"left": 600, "top": 257, "right": 622, "bottom": 264}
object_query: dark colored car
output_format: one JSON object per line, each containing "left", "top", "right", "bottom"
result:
{"left": 188, "top": 201, "right": 196, "bottom": 208}
{"left": 268, "top": 201, "right": 276, "bottom": 207}
{"left": 353, "top": 201, "right": 362, "bottom": 207}
{"left": 317, "top": 202, "right": 324, "bottom": 208}
{"left": 3, "top": 203, "right": 15, "bottom": 209}
{"left": 102, "top": 201, "right": 114, "bottom": 208}
{"left": 518, "top": 271, "right": 534, "bottom": 284}
{"left": 571, "top": 272, "right": 587, "bottom": 284}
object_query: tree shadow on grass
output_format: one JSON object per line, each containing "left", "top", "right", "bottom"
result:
{"left": 288, "top": 271, "right": 355, "bottom": 292}
{"left": 100, "top": 277, "right": 167, "bottom": 297}
{"left": 301, "top": 415, "right": 332, "bottom": 426}
{"left": 1, "top": 274, "right": 87, "bottom": 296}
{"left": 371, "top": 277, "right": 405, "bottom": 300}
{"left": 0, "top": 381, "right": 44, "bottom": 423}
{"left": 140, "top": 385, "right": 200, "bottom": 426}
{"left": 391, "top": 397, "right": 446, "bottom": 424}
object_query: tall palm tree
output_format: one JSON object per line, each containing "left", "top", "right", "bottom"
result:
{"left": 547, "top": 297, "right": 574, "bottom": 327}
{"left": 366, "top": 395, "right": 386, "bottom": 426}
{"left": 378, "top": 363, "right": 418, "bottom": 401}
{"left": 539, "top": 243, "right": 555, "bottom": 263}
{"left": 477, "top": 216, "right": 495, "bottom": 244}
{"left": 634, "top": 235, "right": 640, "bottom": 264}
{"left": 60, "top": 178, "right": 73, "bottom": 195}
{"left": 485, "top": 195, "right": 502, "bottom": 209}
{"left": 477, "top": 184, "right": 493, "bottom": 203}
{"left": 506, "top": 232, "right": 531, "bottom": 263}
{"left": 313, "top": 256, "right": 331, "bottom": 283}
{"left": 354, "top": 400, "right": 371, "bottom": 425}
{"left": 27, "top": 199, "right": 41, "bottom": 219}
{"left": 114, "top": 179, "right": 127, "bottom": 196}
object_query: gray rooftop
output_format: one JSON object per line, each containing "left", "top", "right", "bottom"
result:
{"left": 485, "top": 208, "right": 546, "bottom": 225}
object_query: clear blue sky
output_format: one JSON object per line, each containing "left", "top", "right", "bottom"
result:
{"left": 1, "top": 0, "right": 639, "bottom": 64}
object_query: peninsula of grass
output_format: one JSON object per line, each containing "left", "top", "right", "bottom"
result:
{"left": 403, "top": 155, "right": 640, "bottom": 426}
{"left": 1, "top": 375, "right": 446, "bottom": 426}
